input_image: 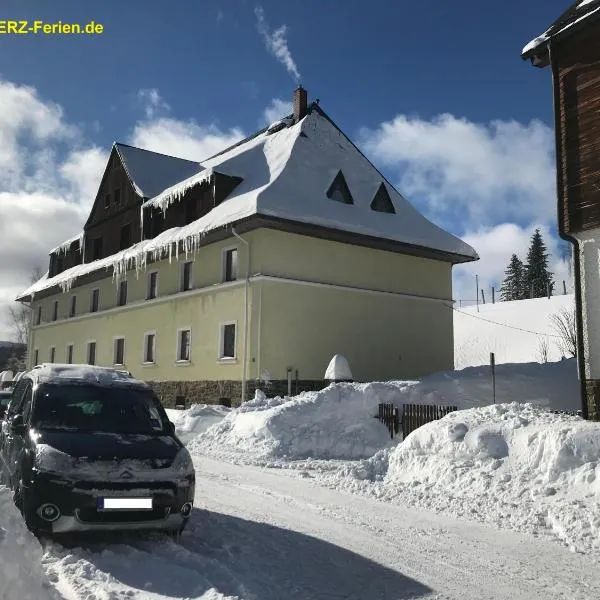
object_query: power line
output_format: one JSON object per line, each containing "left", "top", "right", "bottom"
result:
{"left": 447, "top": 303, "right": 564, "bottom": 339}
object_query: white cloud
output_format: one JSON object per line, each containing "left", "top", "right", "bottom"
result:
{"left": 130, "top": 117, "right": 244, "bottom": 161}
{"left": 255, "top": 6, "right": 301, "bottom": 82}
{"left": 137, "top": 88, "right": 170, "bottom": 119}
{"left": 261, "top": 98, "right": 292, "bottom": 126}
{"left": 360, "top": 114, "right": 556, "bottom": 227}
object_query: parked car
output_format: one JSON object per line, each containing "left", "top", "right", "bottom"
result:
{"left": 0, "top": 363, "right": 195, "bottom": 537}
{"left": 0, "top": 389, "right": 12, "bottom": 419}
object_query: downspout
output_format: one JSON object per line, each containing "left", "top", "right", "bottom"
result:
{"left": 231, "top": 227, "right": 250, "bottom": 404}
{"left": 549, "top": 42, "right": 588, "bottom": 418}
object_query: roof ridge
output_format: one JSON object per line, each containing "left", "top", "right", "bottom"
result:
{"left": 114, "top": 141, "right": 200, "bottom": 165}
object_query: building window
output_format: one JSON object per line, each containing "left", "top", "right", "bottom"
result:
{"left": 87, "top": 341, "right": 96, "bottom": 365}
{"left": 66, "top": 344, "right": 74, "bottom": 364}
{"left": 326, "top": 171, "right": 354, "bottom": 205}
{"left": 119, "top": 222, "right": 132, "bottom": 250}
{"left": 49, "top": 346, "right": 55, "bottom": 363}
{"left": 117, "top": 280, "right": 128, "bottom": 306}
{"left": 104, "top": 193, "right": 111, "bottom": 209}
{"left": 223, "top": 248, "right": 238, "bottom": 282}
{"left": 144, "top": 332, "right": 156, "bottom": 363}
{"left": 370, "top": 183, "right": 396, "bottom": 214}
{"left": 181, "top": 261, "right": 192, "bottom": 291}
{"left": 114, "top": 188, "right": 121, "bottom": 206}
{"left": 33, "top": 349, "right": 39, "bottom": 365}
{"left": 52, "top": 300, "right": 58, "bottom": 322}
{"left": 92, "top": 238, "right": 103, "bottom": 260}
{"left": 219, "top": 322, "right": 236, "bottom": 359}
{"left": 56, "top": 256, "right": 64, "bottom": 274}
{"left": 114, "top": 337, "right": 125, "bottom": 366}
{"left": 69, "top": 295, "right": 76, "bottom": 317}
{"left": 147, "top": 272, "right": 158, "bottom": 300}
{"left": 36, "top": 305, "right": 42, "bottom": 325}
{"left": 177, "top": 329, "right": 191, "bottom": 362}
{"left": 90, "top": 288, "right": 100, "bottom": 312}
{"left": 185, "top": 198, "right": 197, "bottom": 224}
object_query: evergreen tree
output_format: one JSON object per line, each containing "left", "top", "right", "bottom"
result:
{"left": 500, "top": 254, "right": 525, "bottom": 301}
{"left": 524, "top": 229, "right": 554, "bottom": 298}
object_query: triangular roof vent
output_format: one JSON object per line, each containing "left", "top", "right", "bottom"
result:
{"left": 326, "top": 171, "right": 354, "bottom": 205}
{"left": 370, "top": 183, "right": 395, "bottom": 214}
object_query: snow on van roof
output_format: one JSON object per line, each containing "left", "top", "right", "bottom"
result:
{"left": 31, "top": 363, "right": 146, "bottom": 387}
{"left": 18, "top": 105, "right": 477, "bottom": 300}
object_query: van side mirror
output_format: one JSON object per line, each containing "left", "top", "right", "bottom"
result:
{"left": 10, "top": 414, "right": 26, "bottom": 435}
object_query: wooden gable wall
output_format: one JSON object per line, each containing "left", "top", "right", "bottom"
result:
{"left": 555, "top": 19, "right": 600, "bottom": 234}
{"left": 83, "top": 150, "right": 143, "bottom": 262}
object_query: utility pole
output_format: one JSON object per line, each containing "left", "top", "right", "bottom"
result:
{"left": 476, "top": 274, "right": 479, "bottom": 312}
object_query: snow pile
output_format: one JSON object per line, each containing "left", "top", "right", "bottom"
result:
{"left": 396, "top": 358, "right": 580, "bottom": 412}
{"left": 0, "top": 487, "right": 52, "bottom": 600}
{"left": 190, "top": 384, "right": 407, "bottom": 463}
{"left": 381, "top": 404, "right": 600, "bottom": 552}
{"left": 453, "top": 295, "right": 574, "bottom": 368}
{"left": 166, "top": 404, "right": 232, "bottom": 444}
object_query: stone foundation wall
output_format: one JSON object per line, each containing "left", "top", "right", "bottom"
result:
{"left": 147, "top": 379, "right": 331, "bottom": 408}
{"left": 585, "top": 379, "right": 600, "bottom": 421}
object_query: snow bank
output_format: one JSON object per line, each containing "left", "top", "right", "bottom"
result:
{"left": 190, "top": 384, "right": 408, "bottom": 463}
{"left": 0, "top": 487, "right": 52, "bottom": 600}
{"left": 379, "top": 403, "right": 600, "bottom": 552}
{"left": 395, "top": 358, "right": 580, "bottom": 412}
{"left": 453, "top": 295, "right": 574, "bottom": 369}
{"left": 166, "top": 404, "right": 232, "bottom": 444}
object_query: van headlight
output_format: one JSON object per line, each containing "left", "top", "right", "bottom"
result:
{"left": 171, "top": 448, "right": 194, "bottom": 476}
{"left": 35, "top": 445, "right": 73, "bottom": 475}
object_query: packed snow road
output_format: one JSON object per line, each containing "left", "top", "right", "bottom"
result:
{"left": 41, "top": 455, "right": 600, "bottom": 600}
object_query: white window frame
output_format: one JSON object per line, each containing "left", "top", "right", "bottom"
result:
{"left": 33, "top": 348, "right": 39, "bottom": 366}
{"left": 113, "top": 336, "right": 125, "bottom": 366}
{"left": 221, "top": 246, "right": 238, "bottom": 282}
{"left": 87, "top": 340, "right": 97, "bottom": 365}
{"left": 90, "top": 287, "right": 100, "bottom": 313}
{"left": 52, "top": 300, "right": 59, "bottom": 322}
{"left": 117, "top": 279, "right": 128, "bottom": 307}
{"left": 143, "top": 330, "right": 157, "bottom": 364}
{"left": 66, "top": 343, "right": 74, "bottom": 364}
{"left": 218, "top": 320, "right": 237, "bottom": 361}
{"left": 180, "top": 261, "right": 193, "bottom": 292}
{"left": 69, "top": 295, "right": 77, "bottom": 318}
{"left": 146, "top": 271, "right": 159, "bottom": 300}
{"left": 176, "top": 327, "right": 192, "bottom": 363}
{"left": 36, "top": 305, "right": 42, "bottom": 325}
{"left": 49, "top": 346, "right": 56, "bottom": 363}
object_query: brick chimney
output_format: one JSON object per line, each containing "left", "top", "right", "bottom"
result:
{"left": 293, "top": 86, "right": 308, "bottom": 123}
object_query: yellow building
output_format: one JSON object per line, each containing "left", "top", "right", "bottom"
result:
{"left": 17, "top": 88, "right": 478, "bottom": 406}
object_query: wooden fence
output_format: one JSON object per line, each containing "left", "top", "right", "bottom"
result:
{"left": 376, "top": 402, "right": 458, "bottom": 439}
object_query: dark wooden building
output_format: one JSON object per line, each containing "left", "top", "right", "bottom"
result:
{"left": 523, "top": 0, "right": 600, "bottom": 419}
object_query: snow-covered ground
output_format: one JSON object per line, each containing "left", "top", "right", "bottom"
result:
{"left": 454, "top": 294, "right": 574, "bottom": 368}
{"left": 6, "top": 353, "right": 600, "bottom": 599}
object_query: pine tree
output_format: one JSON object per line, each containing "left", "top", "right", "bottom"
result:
{"left": 500, "top": 254, "right": 525, "bottom": 301}
{"left": 523, "top": 229, "right": 555, "bottom": 298}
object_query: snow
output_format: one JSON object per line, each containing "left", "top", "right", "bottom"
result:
{"left": 190, "top": 385, "right": 402, "bottom": 463}
{"left": 454, "top": 294, "right": 575, "bottom": 369}
{"left": 166, "top": 404, "right": 232, "bottom": 444}
{"left": 522, "top": 3, "right": 600, "bottom": 56}
{"left": 324, "top": 353, "right": 353, "bottom": 380}
{"left": 18, "top": 107, "right": 477, "bottom": 300}
{"left": 0, "top": 487, "right": 53, "bottom": 600}
{"left": 32, "top": 363, "right": 143, "bottom": 387}
{"left": 0, "top": 370, "right": 13, "bottom": 382}
{"left": 115, "top": 143, "right": 202, "bottom": 199}
{"left": 49, "top": 233, "right": 83, "bottom": 255}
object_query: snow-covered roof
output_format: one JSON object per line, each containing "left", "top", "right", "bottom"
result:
{"left": 17, "top": 105, "right": 478, "bottom": 300}
{"left": 30, "top": 363, "right": 146, "bottom": 388}
{"left": 49, "top": 232, "right": 83, "bottom": 255}
{"left": 522, "top": 0, "right": 600, "bottom": 59}
{"left": 114, "top": 143, "right": 202, "bottom": 198}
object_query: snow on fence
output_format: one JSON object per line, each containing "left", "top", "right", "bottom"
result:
{"left": 376, "top": 403, "right": 458, "bottom": 440}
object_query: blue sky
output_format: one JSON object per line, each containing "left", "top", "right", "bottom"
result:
{"left": 0, "top": 0, "right": 574, "bottom": 337}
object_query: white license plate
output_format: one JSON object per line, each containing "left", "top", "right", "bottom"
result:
{"left": 97, "top": 497, "right": 153, "bottom": 511}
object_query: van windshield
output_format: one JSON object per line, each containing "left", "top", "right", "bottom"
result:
{"left": 32, "top": 383, "right": 166, "bottom": 435}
